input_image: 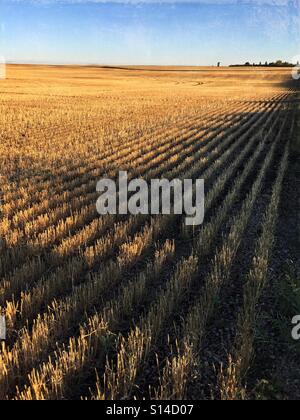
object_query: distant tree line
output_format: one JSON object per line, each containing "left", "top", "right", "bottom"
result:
{"left": 230, "top": 60, "right": 298, "bottom": 68}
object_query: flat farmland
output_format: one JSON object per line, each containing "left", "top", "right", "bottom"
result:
{"left": 0, "top": 65, "right": 299, "bottom": 400}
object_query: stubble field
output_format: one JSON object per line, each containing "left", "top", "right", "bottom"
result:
{"left": 0, "top": 65, "right": 299, "bottom": 400}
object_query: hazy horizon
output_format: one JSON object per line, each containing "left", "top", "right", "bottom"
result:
{"left": 4, "top": 61, "right": 296, "bottom": 67}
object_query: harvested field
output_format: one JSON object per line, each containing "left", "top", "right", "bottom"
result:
{"left": 0, "top": 65, "right": 299, "bottom": 400}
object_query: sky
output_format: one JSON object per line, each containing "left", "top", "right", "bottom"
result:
{"left": 0, "top": 0, "right": 299, "bottom": 66}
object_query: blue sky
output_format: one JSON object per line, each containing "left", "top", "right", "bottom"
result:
{"left": 0, "top": 0, "right": 299, "bottom": 65}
